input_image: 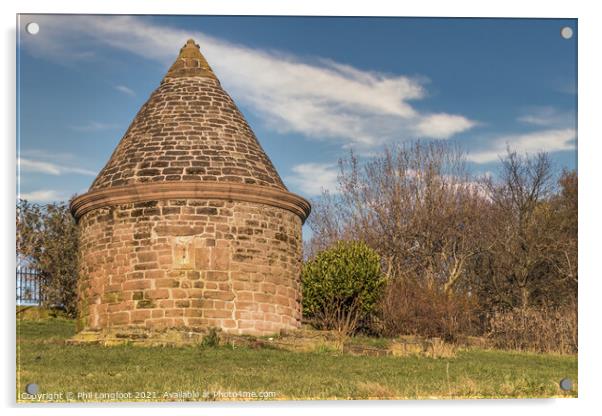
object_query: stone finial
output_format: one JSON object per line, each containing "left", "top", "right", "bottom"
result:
{"left": 163, "top": 38, "right": 217, "bottom": 81}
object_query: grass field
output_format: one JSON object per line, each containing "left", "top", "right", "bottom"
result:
{"left": 16, "top": 317, "right": 577, "bottom": 402}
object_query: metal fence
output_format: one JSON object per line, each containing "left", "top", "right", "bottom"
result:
{"left": 16, "top": 268, "right": 43, "bottom": 305}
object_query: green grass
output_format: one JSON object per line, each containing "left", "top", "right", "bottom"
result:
{"left": 17, "top": 317, "right": 577, "bottom": 402}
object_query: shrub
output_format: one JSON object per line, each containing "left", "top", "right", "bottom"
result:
{"left": 377, "top": 278, "right": 480, "bottom": 341}
{"left": 302, "top": 240, "right": 386, "bottom": 336}
{"left": 487, "top": 304, "right": 577, "bottom": 354}
{"left": 16, "top": 199, "right": 79, "bottom": 316}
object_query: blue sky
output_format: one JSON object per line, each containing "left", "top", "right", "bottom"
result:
{"left": 17, "top": 15, "right": 576, "bottom": 205}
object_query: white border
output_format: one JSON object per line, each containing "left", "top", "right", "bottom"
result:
{"left": 2, "top": 1, "right": 600, "bottom": 415}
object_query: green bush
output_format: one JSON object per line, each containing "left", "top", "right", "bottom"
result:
{"left": 302, "top": 240, "right": 386, "bottom": 335}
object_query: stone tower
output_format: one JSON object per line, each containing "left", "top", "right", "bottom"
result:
{"left": 70, "top": 39, "right": 310, "bottom": 340}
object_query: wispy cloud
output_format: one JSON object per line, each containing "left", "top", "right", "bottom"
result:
{"left": 466, "top": 106, "right": 576, "bottom": 164}
{"left": 19, "top": 158, "right": 97, "bottom": 176}
{"left": 68, "top": 121, "right": 120, "bottom": 132}
{"left": 20, "top": 15, "right": 476, "bottom": 152}
{"left": 114, "top": 84, "right": 136, "bottom": 97}
{"left": 415, "top": 114, "right": 477, "bottom": 139}
{"left": 517, "top": 106, "right": 576, "bottom": 129}
{"left": 19, "top": 189, "right": 64, "bottom": 202}
{"left": 286, "top": 163, "right": 340, "bottom": 197}
{"left": 467, "top": 128, "right": 576, "bottom": 164}
{"left": 20, "top": 148, "right": 77, "bottom": 161}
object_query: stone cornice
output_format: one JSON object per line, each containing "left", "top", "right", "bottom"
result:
{"left": 71, "top": 182, "right": 311, "bottom": 223}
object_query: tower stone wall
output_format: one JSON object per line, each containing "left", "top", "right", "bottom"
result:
{"left": 71, "top": 39, "right": 310, "bottom": 339}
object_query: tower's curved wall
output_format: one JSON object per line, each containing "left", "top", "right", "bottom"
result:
{"left": 71, "top": 39, "right": 310, "bottom": 338}
{"left": 77, "top": 198, "right": 302, "bottom": 336}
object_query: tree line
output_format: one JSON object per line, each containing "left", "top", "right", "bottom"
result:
{"left": 304, "top": 142, "right": 577, "bottom": 352}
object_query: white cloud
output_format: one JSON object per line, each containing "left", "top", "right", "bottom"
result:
{"left": 414, "top": 113, "right": 477, "bottom": 139}
{"left": 114, "top": 84, "right": 136, "bottom": 97}
{"left": 286, "top": 163, "right": 340, "bottom": 197}
{"left": 19, "top": 158, "right": 97, "bottom": 176}
{"left": 19, "top": 190, "right": 64, "bottom": 202}
{"left": 20, "top": 15, "right": 476, "bottom": 152}
{"left": 467, "top": 128, "right": 576, "bottom": 164}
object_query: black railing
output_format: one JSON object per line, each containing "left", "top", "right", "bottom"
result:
{"left": 16, "top": 268, "right": 42, "bottom": 305}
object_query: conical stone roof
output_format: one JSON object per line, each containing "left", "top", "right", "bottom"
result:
{"left": 89, "top": 39, "right": 286, "bottom": 192}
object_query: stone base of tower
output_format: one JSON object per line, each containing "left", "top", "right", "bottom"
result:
{"left": 75, "top": 197, "right": 304, "bottom": 338}
{"left": 68, "top": 327, "right": 209, "bottom": 347}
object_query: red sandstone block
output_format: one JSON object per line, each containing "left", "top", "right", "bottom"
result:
{"left": 265, "top": 313, "right": 282, "bottom": 323}
{"left": 151, "top": 309, "right": 164, "bottom": 318}
{"left": 236, "top": 291, "right": 253, "bottom": 302}
{"left": 165, "top": 308, "right": 184, "bottom": 317}
{"left": 187, "top": 270, "right": 201, "bottom": 280}
{"left": 145, "top": 270, "right": 166, "bottom": 279}
{"left": 204, "top": 290, "right": 235, "bottom": 301}
{"left": 158, "top": 299, "right": 175, "bottom": 308}
{"left": 156, "top": 278, "right": 178, "bottom": 288}
{"left": 110, "top": 274, "right": 126, "bottom": 284}
{"left": 260, "top": 283, "right": 277, "bottom": 295}
{"left": 167, "top": 270, "right": 186, "bottom": 278}
{"left": 275, "top": 305, "right": 293, "bottom": 316}
{"left": 206, "top": 271, "right": 228, "bottom": 281}
{"left": 231, "top": 272, "right": 250, "bottom": 282}
{"left": 131, "top": 310, "right": 151, "bottom": 323}
{"left": 235, "top": 301, "right": 258, "bottom": 312}
{"left": 98, "top": 314, "right": 108, "bottom": 328}
{"left": 259, "top": 303, "right": 276, "bottom": 313}
{"left": 251, "top": 274, "right": 266, "bottom": 283}
{"left": 253, "top": 293, "right": 271, "bottom": 303}
{"left": 106, "top": 283, "right": 121, "bottom": 292}
{"left": 237, "top": 320, "right": 255, "bottom": 329}
{"left": 186, "top": 318, "right": 208, "bottom": 327}
{"left": 199, "top": 299, "right": 214, "bottom": 309}
{"left": 123, "top": 280, "right": 151, "bottom": 290}
{"left": 274, "top": 295, "right": 290, "bottom": 307}
{"left": 232, "top": 281, "right": 252, "bottom": 291}
{"left": 158, "top": 255, "right": 173, "bottom": 265}
{"left": 213, "top": 248, "right": 230, "bottom": 270}
{"left": 204, "top": 309, "right": 232, "bottom": 319}
{"left": 171, "top": 289, "right": 188, "bottom": 299}
{"left": 146, "top": 289, "right": 170, "bottom": 299}
{"left": 107, "top": 303, "right": 127, "bottom": 313}
{"left": 188, "top": 289, "right": 203, "bottom": 298}
{"left": 109, "top": 312, "right": 130, "bottom": 326}
{"left": 184, "top": 308, "right": 203, "bottom": 318}
{"left": 194, "top": 247, "right": 210, "bottom": 269}
{"left": 221, "top": 319, "right": 237, "bottom": 329}
{"left": 137, "top": 252, "right": 157, "bottom": 262}
{"left": 134, "top": 262, "right": 159, "bottom": 271}
{"left": 255, "top": 320, "right": 276, "bottom": 333}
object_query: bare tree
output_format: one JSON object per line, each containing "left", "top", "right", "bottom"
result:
{"left": 484, "top": 150, "right": 556, "bottom": 309}
{"left": 309, "top": 142, "right": 487, "bottom": 293}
